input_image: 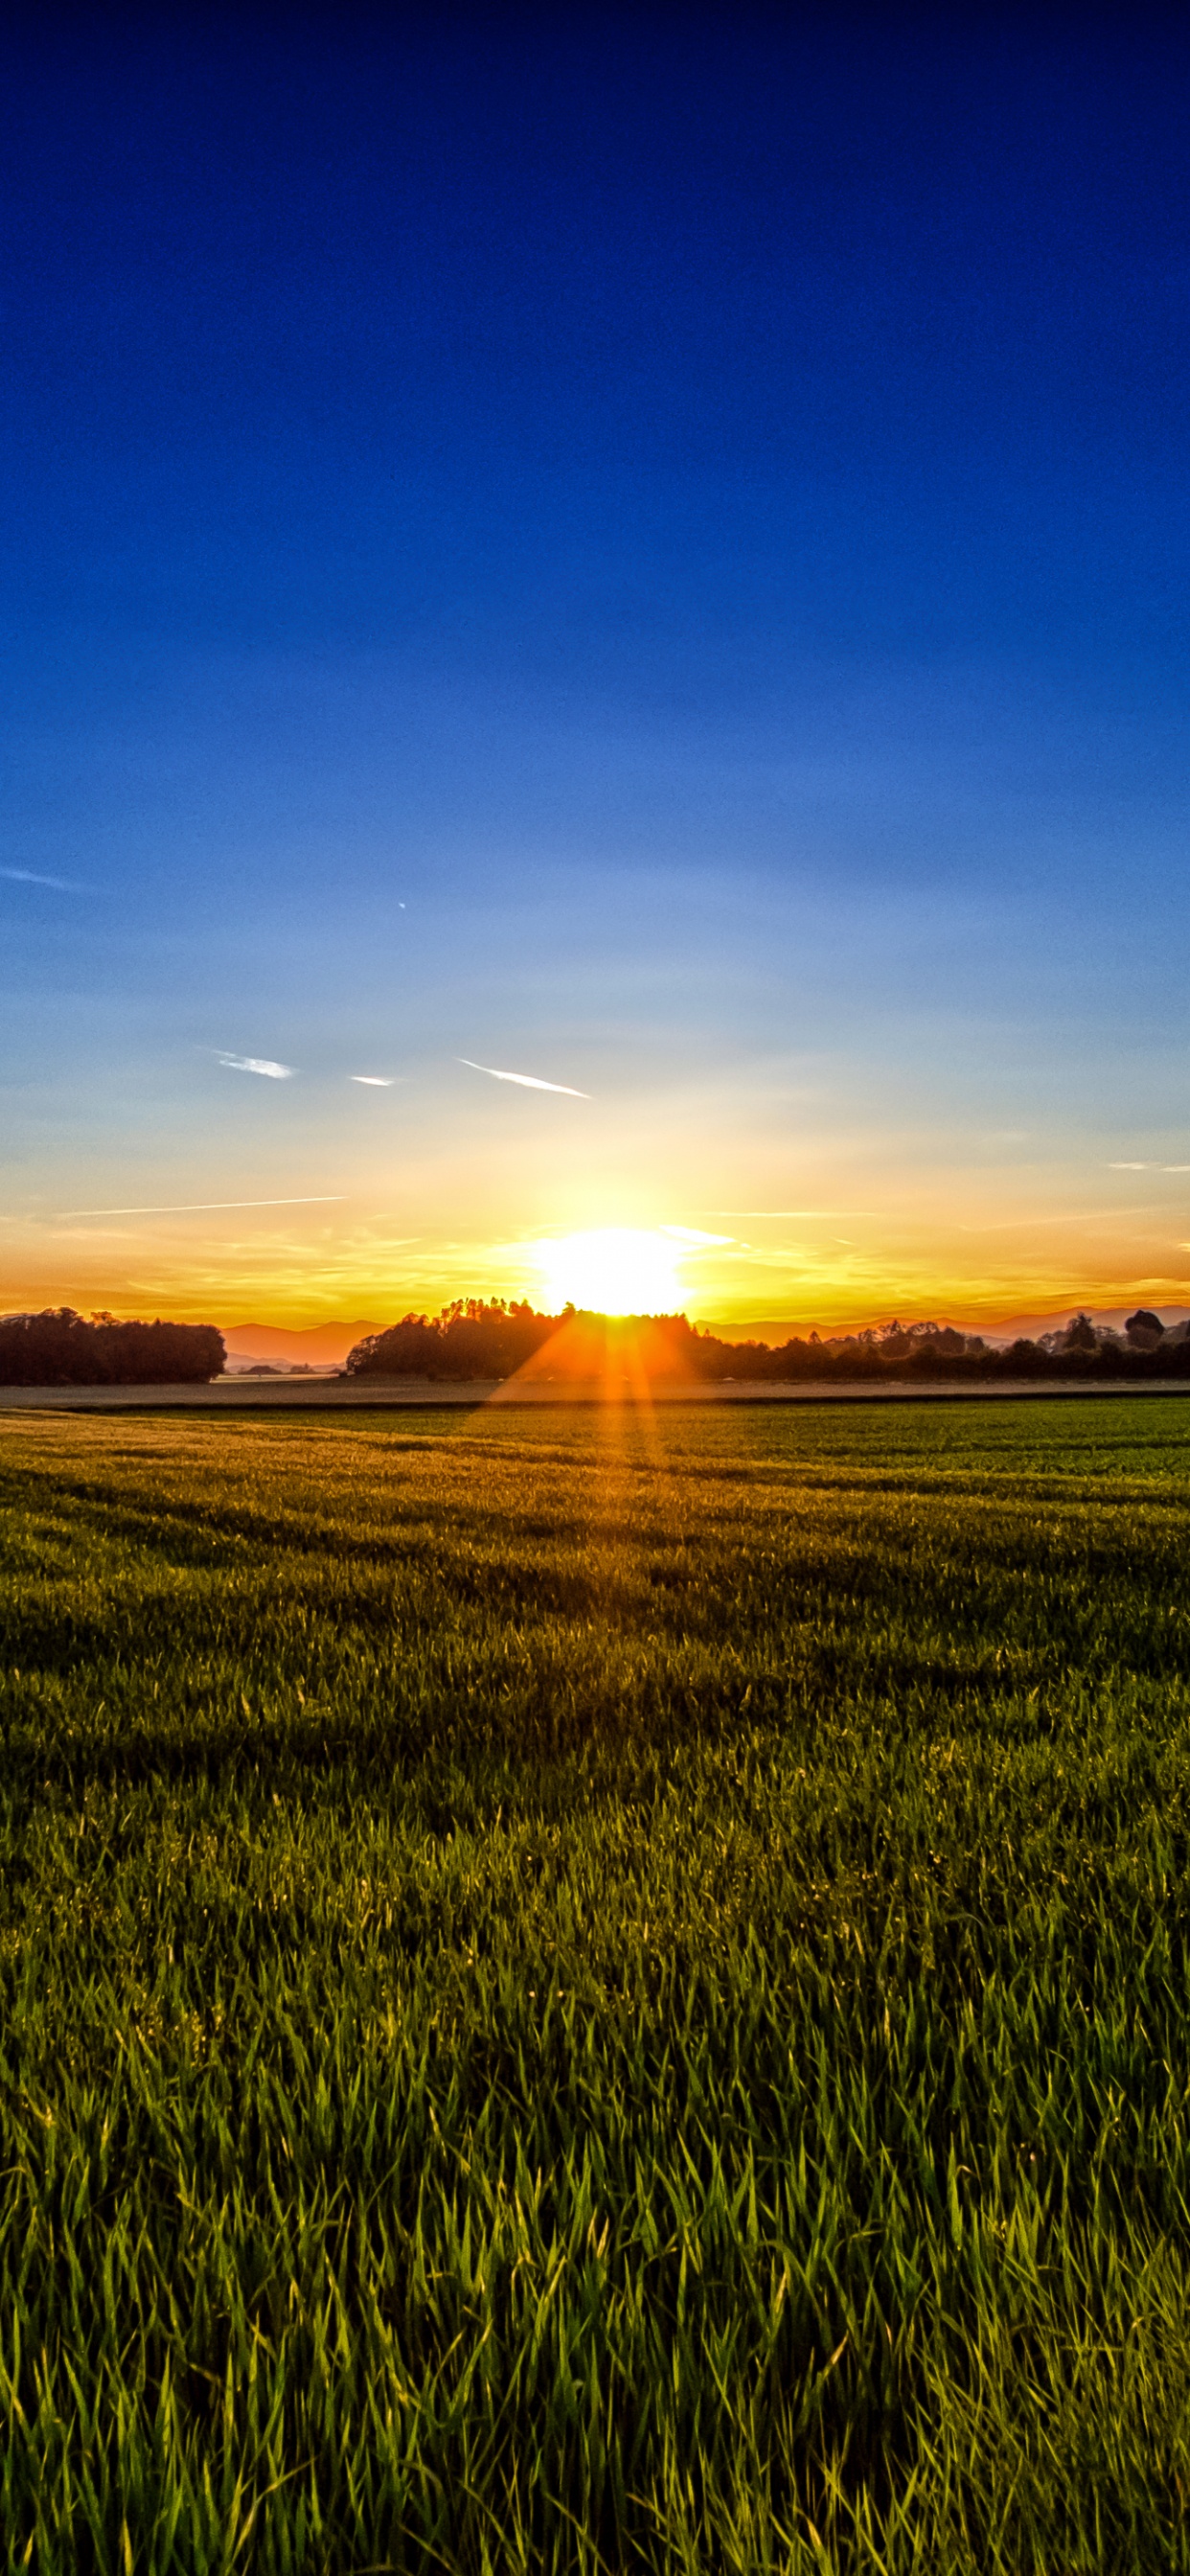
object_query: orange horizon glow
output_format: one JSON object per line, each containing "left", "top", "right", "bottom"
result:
{"left": 6, "top": 1280, "right": 1190, "bottom": 1343}
{"left": 6, "top": 1196, "right": 1190, "bottom": 1345}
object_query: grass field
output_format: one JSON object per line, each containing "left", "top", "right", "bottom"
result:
{"left": 3, "top": 1395, "right": 1190, "bottom": 2573}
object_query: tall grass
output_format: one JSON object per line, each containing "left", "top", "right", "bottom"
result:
{"left": 2, "top": 1396, "right": 1190, "bottom": 2569}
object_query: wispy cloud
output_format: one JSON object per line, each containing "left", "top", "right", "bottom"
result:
{"left": 351, "top": 1075, "right": 397, "bottom": 1087}
{"left": 58, "top": 1195, "right": 346, "bottom": 1217}
{"left": 960, "top": 1206, "right": 1158, "bottom": 1231}
{"left": 708, "top": 1208, "right": 865, "bottom": 1220}
{"left": 217, "top": 1053, "right": 295, "bottom": 1079}
{"left": 1109, "top": 1162, "right": 1190, "bottom": 1172}
{"left": 459, "top": 1058, "right": 589, "bottom": 1096}
{"left": 660, "top": 1226, "right": 734, "bottom": 1246}
{"left": 1, "top": 865, "right": 84, "bottom": 891}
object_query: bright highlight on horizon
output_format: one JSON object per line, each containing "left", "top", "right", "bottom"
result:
{"left": 537, "top": 1229, "right": 683, "bottom": 1317}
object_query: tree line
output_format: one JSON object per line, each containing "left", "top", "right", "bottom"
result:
{"left": 346, "top": 1301, "right": 1190, "bottom": 1382}
{"left": 0, "top": 1311, "right": 225, "bottom": 1385}
{"left": 3, "top": 1300, "right": 1184, "bottom": 1389}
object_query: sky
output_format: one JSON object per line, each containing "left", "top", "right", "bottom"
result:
{"left": 3, "top": 7, "right": 1190, "bottom": 1336}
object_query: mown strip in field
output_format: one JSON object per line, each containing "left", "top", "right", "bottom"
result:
{"left": 2, "top": 1399, "right": 1190, "bottom": 2573}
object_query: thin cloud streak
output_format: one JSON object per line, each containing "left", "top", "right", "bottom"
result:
{"left": 660, "top": 1226, "right": 734, "bottom": 1246}
{"left": 458, "top": 1058, "right": 589, "bottom": 1096}
{"left": 57, "top": 1195, "right": 347, "bottom": 1217}
{"left": 1, "top": 865, "right": 83, "bottom": 891}
{"left": 351, "top": 1075, "right": 397, "bottom": 1087}
{"left": 217, "top": 1053, "right": 294, "bottom": 1078}
{"left": 960, "top": 1206, "right": 1160, "bottom": 1232}
{"left": 708, "top": 1209, "right": 870, "bottom": 1220}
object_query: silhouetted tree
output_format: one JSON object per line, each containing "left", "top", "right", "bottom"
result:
{"left": 1125, "top": 1308, "right": 1165, "bottom": 1348}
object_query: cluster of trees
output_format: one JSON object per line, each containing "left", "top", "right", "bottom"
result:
{"left": 742, "top": 1310, "right": 1190, "bottom": 1383}
{"left": 346, "top": 1301, "right": 1190, "bottom": 1384}
{"left": 721, "top": 1309, "right": 1190, "bottom": 1382}
{"left": 689, "top": 1317, "right": 973, "bottom": 1380}
{"left": 0, "top": 1310, "right": 225, "bottom": 1386}
{"left": 348, "top": 1300, "right": 560, "bottom": 1380}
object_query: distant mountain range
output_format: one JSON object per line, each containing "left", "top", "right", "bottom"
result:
{"left": 221, "top": 1321, "right": 378, "bottom": 1368}
{"left": 991, "top": 1305, "right": 1190, "bottom": 1341}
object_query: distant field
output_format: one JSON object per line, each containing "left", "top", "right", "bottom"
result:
{"left": 3, "top": 1398, "right": 1190, "bottom": 2572}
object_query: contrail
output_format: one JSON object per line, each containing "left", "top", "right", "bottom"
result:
{"left": 351, "top": 1075, "right": 396, "bottom": 1086}
{"left": 459, "top": 1058, "right": 589, "bottom": 1096}
{"left": 59, "top": 1195, "right": 347, "bottom": 1217}
{"left": 1, "top": 866, "right": 83, "bottom": 891}
{"left": 217, "top": 1052, "right": 294, "bottom": 1078}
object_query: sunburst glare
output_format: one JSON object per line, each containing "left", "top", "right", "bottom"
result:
{"left": 536, "top": 1228, "right": 683, "bottom": 1316}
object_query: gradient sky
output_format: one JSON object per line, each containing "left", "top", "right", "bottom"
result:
{"left": 4, "top": 10, "right": 1190, "bottom": 1334}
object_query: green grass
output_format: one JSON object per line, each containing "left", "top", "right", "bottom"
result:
{"left": 3, "top": 1392, "right": 1190, "bottom": 2572}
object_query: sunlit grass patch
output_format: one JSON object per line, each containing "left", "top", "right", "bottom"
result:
{"left": 2, "top": 1396, "right": 1190, "bottom": 2569}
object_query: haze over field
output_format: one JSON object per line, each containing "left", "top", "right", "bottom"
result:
{"left": 3, "top": 16, "right": 1189, "bottom": 1335}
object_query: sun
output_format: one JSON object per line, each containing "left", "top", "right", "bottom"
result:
{"left": 536, "top": 1228, "right": 683, "bottom": 1316}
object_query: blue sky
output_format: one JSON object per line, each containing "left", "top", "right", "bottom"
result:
{"left": 3, "top": 10, "right": 1190, "bottom": 1330}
